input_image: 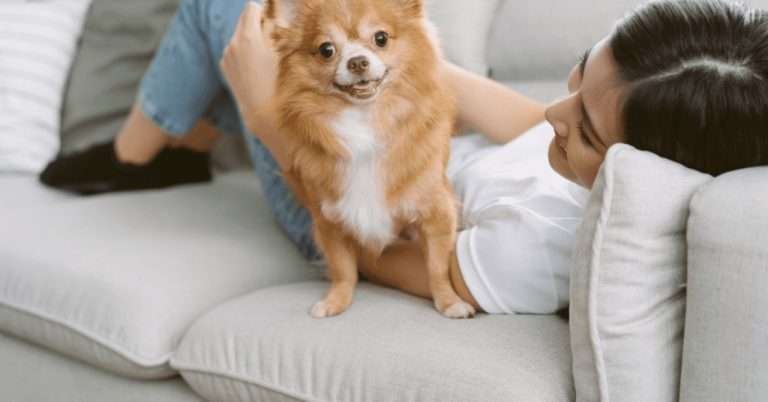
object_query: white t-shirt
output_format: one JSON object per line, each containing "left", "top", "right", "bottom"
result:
{"left": 448, "top": 122, "right": 589, "bottom": 314}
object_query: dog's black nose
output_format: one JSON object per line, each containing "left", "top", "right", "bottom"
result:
{"left": 347, "top": 56, "right": 370, "bottom": 74}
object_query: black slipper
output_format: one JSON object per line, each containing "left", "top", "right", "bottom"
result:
{"left": 40, "top": 141, "right": 212, "bottom": 195}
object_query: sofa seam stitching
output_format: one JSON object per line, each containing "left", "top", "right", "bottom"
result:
{"left": 171, "top": 361, "right": 319, "bottom": 402}
{"left": 0, "top": 299, "right": 172, "bottom": 367}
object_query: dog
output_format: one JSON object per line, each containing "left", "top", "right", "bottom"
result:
{"left": 263, "top": 0, "right": 474, "bottom": 319}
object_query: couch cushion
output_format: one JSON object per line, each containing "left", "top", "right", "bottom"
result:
{"left": 0, "top": 332, "right": 204, "bottom": 402}
{"left": 680, "top": 167, "right": 768, "bottom": 402}
{"left": 569, "top": 145, "right": 712, "bottom": 402}
{"left": 0, "top": 174, "right": 74, "bottom": 210}
{"left": 488, "top": 0, "right": 768, "bottom": 81}
{"left": 487, "top": 0, "right": 646, "bottom": 81}
{"left": 172, "top": 282, "right": 574, "bottom": 402}
{"left": 0, "top": 172, "right": 323, "bottom": 379}
{"left": 427, "top": 0, "right": 500, "bottom": 76}
{"left": 502, "top": 80, "right": 567, "bottom": 104}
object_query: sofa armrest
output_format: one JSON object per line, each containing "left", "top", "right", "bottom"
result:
{"left": 680, "top": 168, "right": 768, "bottom": 402}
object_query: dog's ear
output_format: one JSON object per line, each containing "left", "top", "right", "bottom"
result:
{"left": 397, "top": 0, "right": 424, "bottom": 18}
{"left": 264, "top": 0, "right": 302, "bottom": 27}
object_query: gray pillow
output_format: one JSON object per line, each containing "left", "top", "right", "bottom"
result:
{"left": 60, "top": 0, "right": 180, "bottom": 154}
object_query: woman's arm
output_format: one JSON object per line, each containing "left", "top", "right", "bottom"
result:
{"left": 359, "top": 240, "right": 482, "bottom": 311}
{"left": 443, "top": 62, "right": 547, "bottom": 144}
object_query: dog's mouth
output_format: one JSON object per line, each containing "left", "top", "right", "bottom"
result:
{"left": 333, "top": 72, "right": 388, "bottom": 101}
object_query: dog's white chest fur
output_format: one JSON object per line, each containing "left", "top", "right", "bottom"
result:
{"left": 323, "top": 107, "right": 394, "bottom": 247}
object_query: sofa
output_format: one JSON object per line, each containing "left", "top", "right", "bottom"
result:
{"left": 2, "top": 1, "right": 767, "bottom": 401}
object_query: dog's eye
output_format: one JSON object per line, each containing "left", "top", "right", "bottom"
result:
{"left": 318, "top": 42, "right": 336, "bottom": 59}
{"left": 374, "top": 31, "right": 389, "bottom": 48}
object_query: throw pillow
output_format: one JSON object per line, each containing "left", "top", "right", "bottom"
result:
{"left": 0, "top": 0, "right": 92, "bottom": 173}
{"left": 569, "top": 144, "right": 712, "bottom": 402}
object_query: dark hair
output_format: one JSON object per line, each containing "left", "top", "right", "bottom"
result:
{"left": 611, "top": 0, "right": 768, "bottom": 175}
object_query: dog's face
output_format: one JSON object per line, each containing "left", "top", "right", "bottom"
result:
{"left": 265, "top": 0, "right": 436, "bottom": 105}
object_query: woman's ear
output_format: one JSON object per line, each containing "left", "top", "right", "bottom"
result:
{"left": 264, "top": 0, "right": 301, "bottom": 28}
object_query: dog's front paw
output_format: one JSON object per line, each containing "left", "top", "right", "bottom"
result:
{"left": 310, "top": 299, "right": 350, "bottom": 318}
{"left": 438, "top": 300, "right": 476, "bottom": 319}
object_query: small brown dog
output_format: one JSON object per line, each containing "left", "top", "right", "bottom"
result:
{"left": 264, "top": 0, "right": 474, "bottom": 319}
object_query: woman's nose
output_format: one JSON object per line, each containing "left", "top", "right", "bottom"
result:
{"left": 545, "top": 101, "right": 569, "bottom": 138}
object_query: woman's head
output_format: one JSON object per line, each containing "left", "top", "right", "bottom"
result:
{"left": 546, "top": 0, "right": 768, "bottom": 188}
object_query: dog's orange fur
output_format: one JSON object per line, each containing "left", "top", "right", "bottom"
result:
{"left": 264, "top": 0, "right": 473, "bottom": 318}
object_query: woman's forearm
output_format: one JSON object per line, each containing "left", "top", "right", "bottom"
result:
{"left": 443, "top": 62, "right": 546, "bottom": 144}
{"left": 244, "top": 110, "right": 292, "bottom": 172}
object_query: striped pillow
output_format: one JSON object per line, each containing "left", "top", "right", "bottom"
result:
{"left": 0, "top": 0, "right": 92, "bottom": 173}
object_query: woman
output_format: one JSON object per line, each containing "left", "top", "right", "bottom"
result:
{"left": 43, "top": 0, "right": 768, "bottom": 314}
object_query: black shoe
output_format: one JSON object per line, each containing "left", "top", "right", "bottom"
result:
{"left": 40, "top": 141, "right": 212, "bottom": 195}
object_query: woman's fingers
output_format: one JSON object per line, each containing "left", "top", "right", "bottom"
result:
{"left": 219, "top": 1, "right": 279, "bottom": 128}
{"left": 241, "top": 2, "right": 261, "bottom": 32}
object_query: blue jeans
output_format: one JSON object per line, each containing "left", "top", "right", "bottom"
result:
{"left": 138, "top": 0, "right": 320, "bottom": 261}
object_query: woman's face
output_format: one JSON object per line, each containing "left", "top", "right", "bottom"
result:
{"left": 545, "top": 37, "right": 627, "bottom": 188}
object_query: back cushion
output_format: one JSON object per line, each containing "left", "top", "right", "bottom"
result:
{"left": 487, "top": 0, "right": 645, "bottom": 81}
{"left": 487, "top": 0, "right": 768, "bottom": 81}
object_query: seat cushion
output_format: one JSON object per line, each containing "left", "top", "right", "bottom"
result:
{"left": 172, "top": 282, "right": 574, "bottom": 402}
{"left": 0, "top": 332, "right": 204, "bottom": 402}
{"left": 0, "top": 172, "right": 323, "bottom": 379}
{"left": 0, "top": 174, "right": 74, "bottom": 210}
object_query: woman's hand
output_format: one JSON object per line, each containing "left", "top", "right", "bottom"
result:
{"left": 220, "top": 2, "right": 278, "bottom": 131}
{"left": 220, "top": 3, "right": 292, "bottom": 171}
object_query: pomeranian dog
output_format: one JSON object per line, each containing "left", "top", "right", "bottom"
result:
{"left": 263, "top": 0, "right": 474, "bottom": 319}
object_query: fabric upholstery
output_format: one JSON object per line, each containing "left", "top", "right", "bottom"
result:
{"left": 0, "top": 172, "right": 323, "bottom": 379}
{"left": 487, "top": 0, "right": 645, "bottom": 81}
{"left": 569, "top": 145, "right": 712, "bottom": 402}
{"left": 502, "top": 80, "right": 568, "bottom": 103}
{"left": 172, "top": 282, "right": 574, "bottom": 402}
{"left": 487, "top": 0, "right": 768, "bottom": 81}
{"left": 426, "top": 0, "right": 500, "bottom": 76}
{"left": 0, "top": 174, "right": 74, "bottom": 210}
{"left": 679, "top": 168, "right": 768, "bottom": 402}
{"left": 0, "top": 332, "right": 203, "bottom": 402}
